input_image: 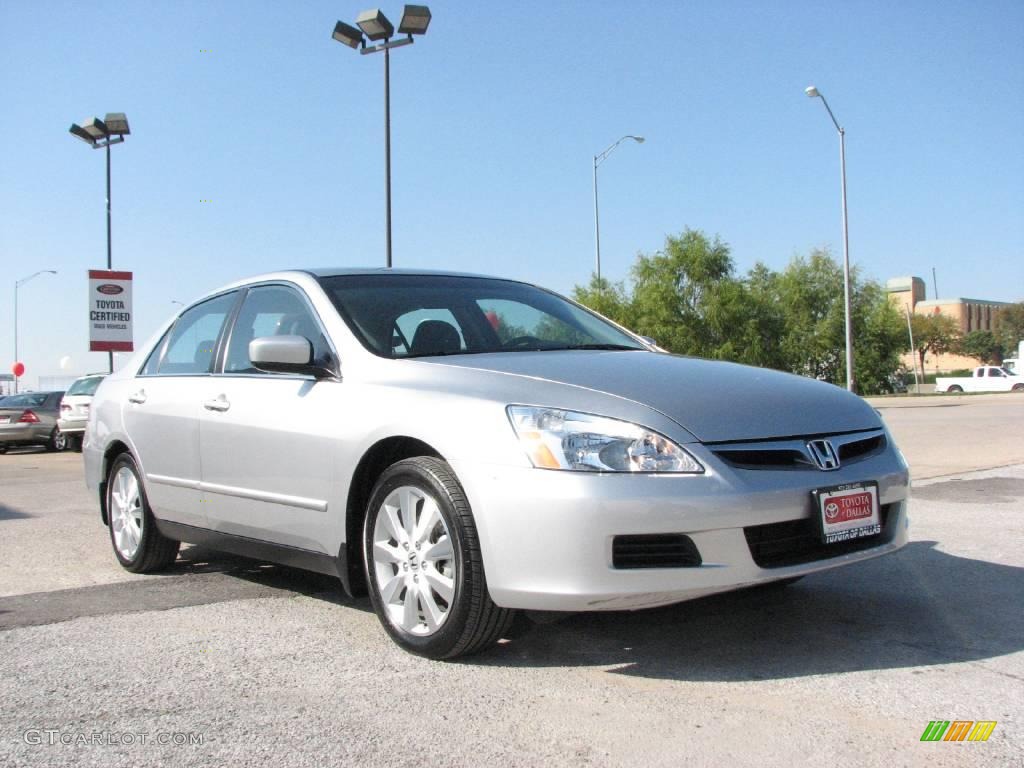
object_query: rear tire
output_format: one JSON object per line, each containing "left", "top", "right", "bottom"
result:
{"left": 947, "top": 385, "right": 963, "bottom": 393}
{"left": 1013, "top": 383, "right": 1024, "bottom": 392}
{"left": 363, "top": 456, "right": 516, "bottom": 659}
{"left": 106, "top": 452, "right": 180, "bottom": 573}
{"left": 47, "top": 428, "right": 67, "bottom": 452}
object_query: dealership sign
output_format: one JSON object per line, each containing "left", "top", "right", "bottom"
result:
{"left": 88, "top": 269, "right": 134, "bottom": 352}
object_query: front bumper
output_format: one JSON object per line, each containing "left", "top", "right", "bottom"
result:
{"left": 452, "top": 444, "right": 909, "bottom": 612}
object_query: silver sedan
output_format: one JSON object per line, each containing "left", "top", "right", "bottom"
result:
{"left": 84, "top": 269, "right": 909, "bottom": 659}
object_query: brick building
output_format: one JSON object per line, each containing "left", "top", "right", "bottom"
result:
{"left": 886, "top": 276, "right": 1011, "bottom": 373}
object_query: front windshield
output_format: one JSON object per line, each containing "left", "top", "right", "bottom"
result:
{"left": 318, "top": 274, "right": 645, "bottom": 359}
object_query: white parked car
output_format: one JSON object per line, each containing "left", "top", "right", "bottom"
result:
{"left": 84, "top": 269, "right": 910, "bottom": 658}
{"left": 935, "top": 366, "right": 1023, "bottom": 394}
{"left": 58, "top": 373, "right": 107, "bottom": 451}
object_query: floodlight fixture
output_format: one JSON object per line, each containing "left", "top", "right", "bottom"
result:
{"left": 103, "top": 112, "right": 130, "bottom": 135}
{"left": 332, "top": 20, "right": 364, "bottom": 49}
{"left": 81, "top": 117, "right": 108, "bottom": 140}
{"left": 69, "top": 123, "right": 96, "bottom": 145}
{"left": 398, "top": 5, "right": 431, "bottom": 35}
{"left": 356, "top": 8, "right": 395, "bottom": 41}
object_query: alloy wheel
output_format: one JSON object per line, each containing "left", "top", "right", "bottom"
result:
{"left": 371, "top": 485, "right": 456, "bottom": 636}
{"left": 110, "top": 466, "right": 144, "bottom": 560}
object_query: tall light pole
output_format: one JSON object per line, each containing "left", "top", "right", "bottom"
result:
{"left": 593, "top": 135, "right": 644, "bottom": 289}
{"left": 333, "top": 5, "right": 432, "bottom": 269}
{"left": 805, "top": 86, "right": 854, "bottom": 392}
{"left": 14, "top": 270, "right": 57, "bottom": 394}
{"left": 69, "top": 112, "right": 131, "bottom": 374}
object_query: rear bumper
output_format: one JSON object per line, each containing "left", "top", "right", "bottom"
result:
{"left": 451, "top": 444, "right": 910, "bottom": 612}
{"left": 0, "top": 423, "right": 50, "bottom": 445}
{"left": 57, "top": 417, "right": 87, "bottom": 435}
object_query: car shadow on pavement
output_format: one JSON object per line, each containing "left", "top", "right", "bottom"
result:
{"left": 470, "top": 541, "right": 1024, "bottom": 681}
{"left": 169, "top": 544, "right": 347, "bottom": 599}
{"left": 0, "top": 503, "right": 32, "bottom": 521}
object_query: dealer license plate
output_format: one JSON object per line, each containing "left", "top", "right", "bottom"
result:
{"left": 0, "top": 416, "right": 9, "bottom": 424}
{"left": 813, "top": 482, "right": 881, "bottom": 544}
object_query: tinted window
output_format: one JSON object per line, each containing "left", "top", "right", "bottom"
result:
{"left": 224, "top": 285, "right": 332, "bottom": 375}
{"left": 140, "top": 327, "right": 172, "bottom": 376}
{"left": 2, "top": 393, "right": 49, "bottom": 408}
{"left": 157, "top": 293, "right": 237, "bottom": 375}
{"left": 318, "top": 274, "right": 643, "bottom": 359}
{"left": 988, "top": 368, "right": 1002, "bottom": 377}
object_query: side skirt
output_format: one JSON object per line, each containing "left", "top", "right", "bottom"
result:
{"left": 156, "top": 520, "right": 351, "bottom": 593}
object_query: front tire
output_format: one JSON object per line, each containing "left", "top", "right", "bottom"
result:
{"left": 947, "top": 385, "right": 963, "bottom": 393}
{"left": 106, "top": 453, "right": 180, "bottom": 573}
{"left": 363, "top": 456, "right": 516, "bottom": 659}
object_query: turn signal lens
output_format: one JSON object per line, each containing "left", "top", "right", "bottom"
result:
{"left": 18, "top": 410, "right": 40, "bottom": 423}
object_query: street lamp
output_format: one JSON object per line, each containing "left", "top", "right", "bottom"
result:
{"left": 13, "top": 270, "right": 57, "bottom": 394}
{"left": 69, "top": 112, "right": 131, "bottom": 373}
{"left": 332, "top": 5, "right": 432, "bottom": 268}
{"left": 805, "top": 85, "right": 854, "bottom": 392}
{"left": 593, "top": 135, "right": 644, "bottom": 288}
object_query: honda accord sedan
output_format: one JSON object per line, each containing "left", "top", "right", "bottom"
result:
{"left": 84, "top": 269, "right": 909, "bottom": 658}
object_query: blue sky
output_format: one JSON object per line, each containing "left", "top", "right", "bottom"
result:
{"left": 2, "top": 0, "right": 1022, "bottom": 386}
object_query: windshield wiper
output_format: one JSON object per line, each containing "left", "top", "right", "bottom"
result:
{"left": 539, "top": 343, "right": 642, "bottom": 351}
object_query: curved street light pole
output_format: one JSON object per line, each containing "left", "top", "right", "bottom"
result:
{"left": 806, "top": 86, "right": 854, "bottom": 392}
{"left": 13, "top": 270, "right": 57, "bottom": 394}
{"left": 593, "top": 135, "right": 644, "bottom": 289}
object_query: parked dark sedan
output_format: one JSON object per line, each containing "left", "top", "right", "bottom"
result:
{"left": 0, "top": 391, "right": 67, "bottom": 453}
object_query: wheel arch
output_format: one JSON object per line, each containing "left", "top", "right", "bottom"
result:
{"left": 341, "top": 436, "right": 443, "bottom": 596}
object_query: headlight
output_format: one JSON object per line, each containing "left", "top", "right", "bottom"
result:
{"left": 507, "top": 406, "right": 704, "bottom": 473}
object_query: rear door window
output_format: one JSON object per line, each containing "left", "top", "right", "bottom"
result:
{"left": 157, "top": 293, "right": 238, "bottom": 375}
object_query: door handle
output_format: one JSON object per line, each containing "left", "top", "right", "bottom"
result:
{"left": 128, "top": 390, "right": 147, "bottom": 404}
{"left": 203, "top": 395, "right": 230, "bottom": 412}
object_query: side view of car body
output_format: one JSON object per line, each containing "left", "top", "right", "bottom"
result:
{"left": 85, "top": 269, "right": 910, "bottom": 659}
{"left": 58, "top": 373, "right": 107, "bottom": 451}
{"left": 0, "top": 391, "right": 67, "bottom": 453}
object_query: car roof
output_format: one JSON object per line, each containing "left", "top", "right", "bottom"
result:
{"left": 300, "top": 267, "right": 526, "bottom": 282}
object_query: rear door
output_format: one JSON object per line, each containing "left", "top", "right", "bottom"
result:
{"left": 124, "top": 291, "right": 239, "bottom": 527}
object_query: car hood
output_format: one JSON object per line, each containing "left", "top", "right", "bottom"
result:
{"left": 426, "top": 350, "right": 881, "bottom": 443}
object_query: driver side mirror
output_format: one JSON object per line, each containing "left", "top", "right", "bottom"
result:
{"left": 249, "top": 335, "right": 336, "bottom": 379}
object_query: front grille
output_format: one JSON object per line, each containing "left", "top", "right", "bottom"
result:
{"left": 744, "top": 503, "right": 896, "bottom": 568}
{"left": 612, "top": 534, "right": 702, "bottom": 569}
{"left": 712, "top": 448, "right": 809, "bottom": 470}
{"left": 838, "top": 434, "right": 886, "bottom": 462}
{"left": 712, "top": 430, "right": 887, "bottom": 471}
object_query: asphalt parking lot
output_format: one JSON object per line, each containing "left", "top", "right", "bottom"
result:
{"left": 1, "top": 395, "right": 1022, "bottom": 767}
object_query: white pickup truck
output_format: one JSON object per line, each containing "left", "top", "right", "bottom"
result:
{"left": 935, "top": 365, "right": 1024, "bottom": 393}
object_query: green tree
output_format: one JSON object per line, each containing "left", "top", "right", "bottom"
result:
{"left": 571, "top": 232, "right": 908, "bottom": 394}
{"left": 995, "top": 302, "right": 1024, "bottom": 357}
{"left": 910, "top": 313, "right": 961, "bottom": 373}
{"left": 628, "top": 229, "right": 750, "bottom": 359}
{"left": 772, "top": 249, "right": 849, "bottom": 383}
{"left": 571, "top": 275, "right": 633, "bottom": 330}
{"left": 960, "top": 330, "right": 1003, "bottom": 364}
